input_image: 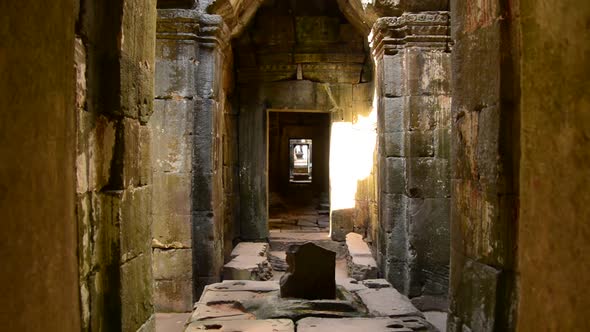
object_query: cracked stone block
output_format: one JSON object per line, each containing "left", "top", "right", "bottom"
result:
{"left": 346, "top": 233, "right": 379, "bottom": 281}
{"left": 185, "top": 319, "right": 295, "bottom": 332}
{"left": 297, "top": 317, "right": 436, "bottom": 332}
{"left": 355, "top": 286, "right": 423, "bottom": 318}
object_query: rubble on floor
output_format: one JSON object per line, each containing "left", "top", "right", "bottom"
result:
{"left": 222, "top": 243, "right": 273, "bottom": 281}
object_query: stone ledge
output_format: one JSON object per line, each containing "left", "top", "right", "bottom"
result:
{"left": 223, "top": 242, "right": 273, "bottom": 281}
{"left": 345, "top": 232, "right": 379, "bottom": 280}
{"left": 297, "top": 316, "right": 434, "bottom": 332}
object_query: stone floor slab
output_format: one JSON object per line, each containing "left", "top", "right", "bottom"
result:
{"left": 297, "top": 317, "right": 435, "bottom": 332}
{"left": 205, "top": 280, "right": 279, "bottom": 293}
{"left": 186, "top": 319, "right": 294, "bottom": 332}
{"left": 355, "top": 287, "right": 423, "bottom": 318}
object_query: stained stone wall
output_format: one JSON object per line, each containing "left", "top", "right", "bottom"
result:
{"left": 151, "top": 9, "right": 199, "bottom": 312}
{"left": 449, "top": 0, "right": 520, "bottom": 330}
{"left": 75, "top": 0, "right": 157, "bottom": 330}
{"left": 0, "top": 2, "right": 81, "bottom": 331}
{"left": 370, "top": 12, "right": 451, "bottom": 309}
{"left": 151, "top": 3, "right": 242, "bottom": 309}
{"left": 517, "top": 0, "right": 590, "bottom": 330}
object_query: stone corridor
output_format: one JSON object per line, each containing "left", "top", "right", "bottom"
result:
{"left": 2, "top": 0, "right": 590, "bottom": 332}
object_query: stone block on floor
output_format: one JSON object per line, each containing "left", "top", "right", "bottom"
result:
{"left": 230, "top": 242, "right": 269, "bottom": 258}
{"left": 223, "top": 255, "right": 273, "bottom": 281}
{"left": 346, "top": 232, "right": 379, "bottom": 281}
{"left": 355, "top": 286, "right": 423, "bottom": 318}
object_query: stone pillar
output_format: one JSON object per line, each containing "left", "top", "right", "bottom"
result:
{"left": 192, "top": 13, "right": 230, "bottom": 296}
{"left": 449, "top": 0, "right": 520, "bottom": 330}
{"left": 152, "top": 9, "right": 199, "bottom": 312}
{"left": 371, "top": 12, "right": 451, "bottom": 306}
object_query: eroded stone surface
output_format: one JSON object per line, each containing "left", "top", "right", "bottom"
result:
{"left": 280, "top": 243, "right": 336, "bottom": 299}
{"left": 355, "top": 287, "right": 423, "bottom": 318}
{"left": 186, "top": 319, "right": 295, "bottom": 332}
{"left": 297, "top": 317, "right": 435, "bottom": 332}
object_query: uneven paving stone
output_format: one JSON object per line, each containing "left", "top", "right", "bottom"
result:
{"left": 185, "top": 319, "right": 295, "bottom": 332}
{"left": 191, "top": 282, "right": 366, "bottom": 322}
{"left": 280, "top": 243, "right": 336, "bottom": 299}
{"left": 346, "top": 232, "right": 379, "bottom": 280}
{"left": 190, "top": 302, "right": 255, "bottom": 322}
{"left": 241, "top": 295, "right": 365, "bottom": 320}
{"left": 297, "top": 317, "right": 436, "bottom": 332}
{"left": 355, "top": 286, "right": 423, "bottom": 318}
{"left": 190, "top": 281, "right": 280, "bottom": 323}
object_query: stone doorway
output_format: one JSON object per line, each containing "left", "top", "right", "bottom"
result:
{"left": 268, "top": 110, "right": 331, "bottom": 234}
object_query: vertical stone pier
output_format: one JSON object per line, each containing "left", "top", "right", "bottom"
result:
{"left": 192, "top": 13, "right": 229, "bottom": 297}
{"left": 371, "top": 12, "right": 452, "bottom": 306}
{"left": 152, "top": 9, "right": 200, "bottom": 312}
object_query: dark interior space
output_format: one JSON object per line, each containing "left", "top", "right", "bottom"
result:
{"left": 268, "top": 111, "right": 331, "bottom": 231}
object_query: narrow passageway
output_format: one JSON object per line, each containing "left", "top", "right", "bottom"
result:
{"left": 4, "top": 0, "right": 590, "bottom": 331}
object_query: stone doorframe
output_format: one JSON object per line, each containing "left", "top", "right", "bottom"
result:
{"left": 153, "top": 0, "right": 452, "bottom": 313}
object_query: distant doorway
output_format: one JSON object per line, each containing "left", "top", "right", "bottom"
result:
{"left": 267, "top": 110, "right": 331, "bottom": 232}
{"left": 290, "top": 138, "right": 313, "bottom": 183}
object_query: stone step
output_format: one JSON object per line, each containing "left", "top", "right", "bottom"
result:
{"left": 345, "top": 232, "right": 379, "bottom": 280}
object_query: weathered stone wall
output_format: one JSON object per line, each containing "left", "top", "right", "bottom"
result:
{"left": 0, "top": 2, "right": 81, "bottom": 331}
{"left": 238, "top": 80, "right": 376, "bottom": 241}
{"left": 151, "top": 9, "right": 198, "bottom": 312}
{"left": 75, "top": 0, "right": 157, "bottom": 330}
{"left": 268, "top": 112, "right": 331, "bottom": 198}
{"left": 449, "top": 0, "right": 520, "bottom": 330}
{"left": 233, "top": 0, "right": 376, "bottom": 241}
{"left": 191, "top": 12, "right": 229, "bottom": 296}
{"left": 517, "top": 0, "right": 590, "bottom": 330}
{"left": 370, "top": 12, "right": 452, "bottom": 309}
{"left": 151, "top": 5, "right": 240, "bottom": 309}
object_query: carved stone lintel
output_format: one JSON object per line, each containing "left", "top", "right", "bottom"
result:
{"left": 157, "top": 9, "right": 200, "bottom": 40}
{"left": 370, "top": 12, "right": 451, "bottom": 57}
